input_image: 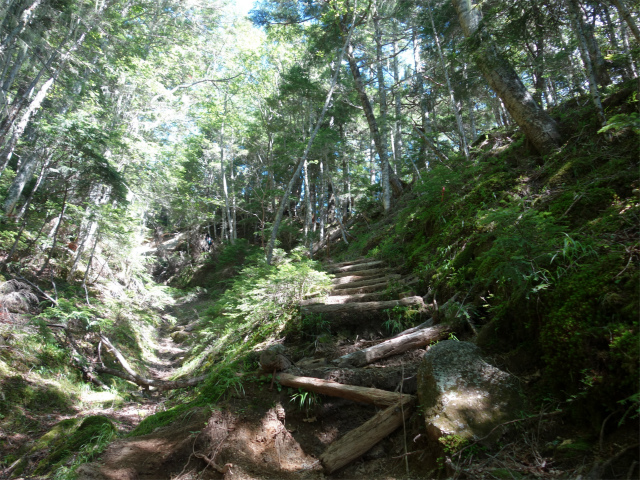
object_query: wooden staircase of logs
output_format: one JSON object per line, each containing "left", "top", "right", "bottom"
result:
{"left": 273, "top": 257, "right": 456, "bottom": 474}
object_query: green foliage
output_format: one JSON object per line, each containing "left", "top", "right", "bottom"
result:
{"left": 597, "top": 112, "right": 640, "bottom": 135}
{"left": 382, "top": 305, "right": 419, "bottom": 334}
{"left": 289, "top": 388, "right": 320, "bottom": 416}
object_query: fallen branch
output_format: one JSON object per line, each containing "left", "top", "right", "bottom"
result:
{"left": 97, "top": 334, "right": 207, "bottom": 392}
{"left": 9, "top": 271, "right": 58, "bottom": 305}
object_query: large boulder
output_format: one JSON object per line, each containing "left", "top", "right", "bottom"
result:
{"left": 417, "top": 340, "right": 524, "bottom": 444}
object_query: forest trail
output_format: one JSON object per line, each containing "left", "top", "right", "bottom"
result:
{"left": 75, "top": 258, "right": 440, "bottom": 479}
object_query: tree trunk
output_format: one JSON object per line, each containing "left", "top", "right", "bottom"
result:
{"left": 346, "top": 47, "right": 393, "bottom": 211}
{"left": 39, "top": 187, "right": 68, "bottom": 275}
{"left": 428, "top": 0, "right": 469, "bottom": 159}
{"left": 566, "top": 0, "right": 606, "bottom": 126}
{"left": 450, "top": 0, "right": 562, "bottom": 155}
{"left": 266, "top": 15, "right": 356, "bottom": 265}
{"left": 610, "top": 0, "right": 640, "bottom": 43}
{"left": 3, "top": 150, "right": 39, "bottom": 214}
{"left": 392, "top": 22, "right": 403, "bottom": 166}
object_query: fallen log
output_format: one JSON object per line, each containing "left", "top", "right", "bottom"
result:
{"left": 320, "top": 396, "right": 415, "bottom": 474}
{"left": 289, "top": 365, "right": 419, "bottom": 394}
{"left": 275, "top": 372, "right": 411, "bottom": 407}
{"left": 332, "top": 323, "right": 452, "bottom": 368}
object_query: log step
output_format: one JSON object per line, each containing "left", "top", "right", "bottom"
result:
{"left": 332, "top": 267, "right": 390, "bottom": 279}
{"left": 300, "top": 292, "right": 387, "bottom": 306}
{"left": 324, "top": 258, "right": 369, "bottom": 269}
{"left": 332, "top": 274, "right": 401, "bottom": 290}
{"left": 301, "top": 296, "right": 425, "bottom": 317}
{"left": 326, "top": 260, "right": 385, "bottom": 274}
{"left": 331, "top": 282, "right": 391, "bottom": 296}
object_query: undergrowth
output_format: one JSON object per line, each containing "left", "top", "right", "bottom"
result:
{"left": 343, "top": 87, "right": 639, "bottom": 422}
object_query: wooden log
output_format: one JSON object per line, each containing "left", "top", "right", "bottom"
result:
{"left": 327, "top": 261, "right": 385, "bottom": 274}
{"left": 324, "top": 258, "right": 368, "bottom": 269}
{"left": 330, "top": 281, "right": 391, "bottom": 296}
{"left": 301, "top": 296, "right": 424, "bottom": 317}
{"left": 332, "top": 323, "right": 452, "bottom": 368}
{"left": 320, "top": 397, "right": 415, "bottom": 474}
{"left": 300, "top": 292, "right": 386, "bottom": 306}
{"left": 333, "top": 267, "right": 390, "bottom": 279}
{"left": 332, "top": 274, "right": 401, "bottom": 290}
{"left": 290, "top": 365, "right": 419, "bottom": 393}
{"left": 332, "top": 271, "right": 391, "bottom": 285}
{"left": 275, "top": 373, "right": 411, "bottom": 407}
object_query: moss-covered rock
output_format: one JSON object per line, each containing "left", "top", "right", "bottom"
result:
{"left": 417, "top": 341, "right": 525, "bottom": 445}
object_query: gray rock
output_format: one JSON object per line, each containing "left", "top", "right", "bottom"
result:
{"left": 259, "top": 344, "right": 291, "bottom": 372}
{"left": 417, "top": 340, "right": 524, "bottom": 444}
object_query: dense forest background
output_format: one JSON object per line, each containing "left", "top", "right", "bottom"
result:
{"left": 0, "top": 0, "right": 637, "bottom": 478}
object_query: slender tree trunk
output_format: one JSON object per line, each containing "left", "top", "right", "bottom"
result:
{"left": 319, "top": 157, "right": 326, "bottom": 244}
{"left": 429, "top": 0, "right": 469, "bottom": 159}
{"left": 303, "top": 158, "right": 312, "bottom": 248}
{"left": 450, "top": 0, "right": 562, "bottom": 155}
{"left": 39, "top": 187, "right": 68, "bottom": 275}
{"left": 266, "top": 15, "right": 356, "bottom": 265}
{"left": 392, "top": 22, "right": 403, "bottom": 166}
{"left": 566, "top": 0, "right": 606, "bottom": 126}
{"left": 220, "top": 115, "right": 234, "bottom": 244}
{"left": 82, "top": 225, "right": 100, "bottom": 288}
{"left": 610, "top": 0, "right": 640, "bottom": 43}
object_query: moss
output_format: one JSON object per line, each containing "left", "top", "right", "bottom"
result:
{"left": 33, "top": 415, "right": 116, "bottom": 474}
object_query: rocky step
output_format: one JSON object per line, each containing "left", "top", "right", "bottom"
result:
{"left": 332, "top": 274, "right": 402, "bottom": 291}
{"left": 332, "top": 267, "right": 391, "bottom": 282}
{"left": 326, "top": 260, "right": 385, "bottom": 274}
{"left": 300, "top": 292, "right": 387, "bottom": 306}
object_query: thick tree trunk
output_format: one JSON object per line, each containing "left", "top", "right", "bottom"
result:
{"left": 451, "top": 0, "right": 562, "bottom": 155}
{"left": 320, "top": 397, "right": 414, "bottom": 474}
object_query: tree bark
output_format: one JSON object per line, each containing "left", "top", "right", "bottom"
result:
{"left": 320, "top": 397, "right": 415, "bottom": 474}
{"left": 450, "top": 0, "right": 562, "bottom": 155}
